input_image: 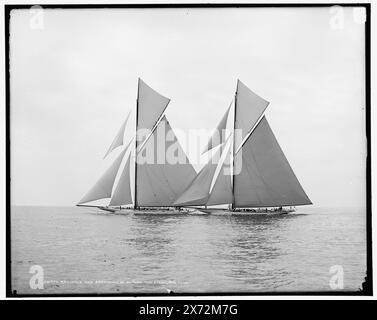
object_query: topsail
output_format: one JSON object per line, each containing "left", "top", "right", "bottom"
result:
{"left": 137, "top": 78, "right": 170, "bottom": 134}
{"left": 235, "top": 80, "right": 269, "bottom": 151}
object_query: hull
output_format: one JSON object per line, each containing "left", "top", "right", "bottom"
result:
{"left": 233, "top": 207, "right": 295, "bottom": 214}
{"left": 187, "top": 209, "right": 210, "bottom": 215}
{"left": 133, "top": 209, "right": 188, "bottom": 215}
{"left": 92, "top": 206, "right": 295, "bottom": 215}
{"left": 97, "top": 206, "right": 118, "bottom": 213}
{"left": 189, "top": 207, "right": 296, "bottom": 215}
{"left": 128, "top": 207, "right": 192, "bottom": 215}
{"left": 84, "top": 206, "right": 192, "bottom": 215}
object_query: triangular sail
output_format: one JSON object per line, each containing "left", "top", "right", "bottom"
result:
{"left": 136, "top": 116, "right": 197, "bottom": 206}
{"left": 206, "top": 145, "right": 233, "bottom": 206}
{"left": 104, "top": 111, "right": 131, "bottom": 158}
{"left": 137, "top": 78, "right": 170, "bottom": 133}
{"left": 235, "top": 80, "right": 269, "bottom": 150}
{"left": 109, "top": 152, "right": 132, "bottom": 206}
{"left": 173, "top": 147, "right": 221, "bottom": 206}
{"left": 202, "top": 103, "right": 231, "bottom": 154}
{"left": 234, "top": 116, "right": 312, "bottom": 208}
{"left": 78, "top": 148, "right": 127, "bottom": 205}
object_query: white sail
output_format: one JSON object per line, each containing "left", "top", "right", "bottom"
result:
{"left": 235, "top": 80, "right": 269, "bottom": 150}
{"left": 137, "top": 78, "right": 170, "bottom": 134}
{"left": 234, "top": 116, "right": 312, "bottom": 208}
{"left": 202, "top": 103, "right": 231, "bottom": 154}
{"left": 206, "top": 144, "right": 233, "bottom": 206}
{"left": 173, "top": 147, "right": 221, "bottom": 206}
{"left": 78, "top": 148, "right": 127, "bottom": 205}
{"left": 104, "top": 111, "right": 131, "bottom": 158}
{"left": 136, "top": 116, "right": 197, "bottom": 206}
{"left": 109, "top": 151, "right": 132, "bottom": 206}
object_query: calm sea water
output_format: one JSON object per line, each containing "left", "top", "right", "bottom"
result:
{"left": 11, "top": 206, "right": 366, "bottom": 294}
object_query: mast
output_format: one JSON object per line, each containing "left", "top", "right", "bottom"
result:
{"left": 132, "top": 78, "right": 172, "bottom": 208}
{"left": 231, "top": 81, "right": 238, "bottom": 210}
{"left": 134, "top": 78, "right": 140, "bottom": 209}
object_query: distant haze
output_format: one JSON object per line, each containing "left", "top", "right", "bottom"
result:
{"left": 10, "top": 7, "right": 366, "bottom": 207}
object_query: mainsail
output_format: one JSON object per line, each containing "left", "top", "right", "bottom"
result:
{"left": 234, "top": 116, "right": 312, "bottom": 207}
{"left": 77, "top": 147, "right": 127, "bottom": 205}
{"left": 104, "top": 111, "right": 131, "bottom": 158}
{"left": 235, "top": 80, "right": 269, "bottom": 150}
{"left": 136, "top": 116, "right": 197, "bottom": 206}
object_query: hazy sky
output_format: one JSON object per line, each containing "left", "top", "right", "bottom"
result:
{"left": 10, "top": 7, "right": 366, "bottom": 207}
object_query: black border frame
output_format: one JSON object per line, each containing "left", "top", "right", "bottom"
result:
{"left": 4, "top": 2, "right": 372, "bottom": 298}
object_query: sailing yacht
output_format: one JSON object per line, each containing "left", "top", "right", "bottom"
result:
{"left": 77, "top": 78, "right": 196, "bottom": 213}
{"left": 173, "top": 79, "right": 312, "bottom": 213}
{"left": 77, "top": 78, "right": 312, "bottom": 214}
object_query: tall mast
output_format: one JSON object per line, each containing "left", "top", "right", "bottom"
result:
{"left": 231, "top": 80, "right": 238, "bottom": 210}
{"left": 134, "top": 78, "right": 140, "bottom": 209}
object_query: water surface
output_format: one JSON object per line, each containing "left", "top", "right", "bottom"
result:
{"left": 11, "top": 206, "right": 366, "bottom": 294}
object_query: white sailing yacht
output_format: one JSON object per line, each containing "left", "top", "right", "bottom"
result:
{"left": 77, "top": 78, "right": 197, "bottom": 213}
{"left": 173, "top": 80, "right": 312, "bottom": 214}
